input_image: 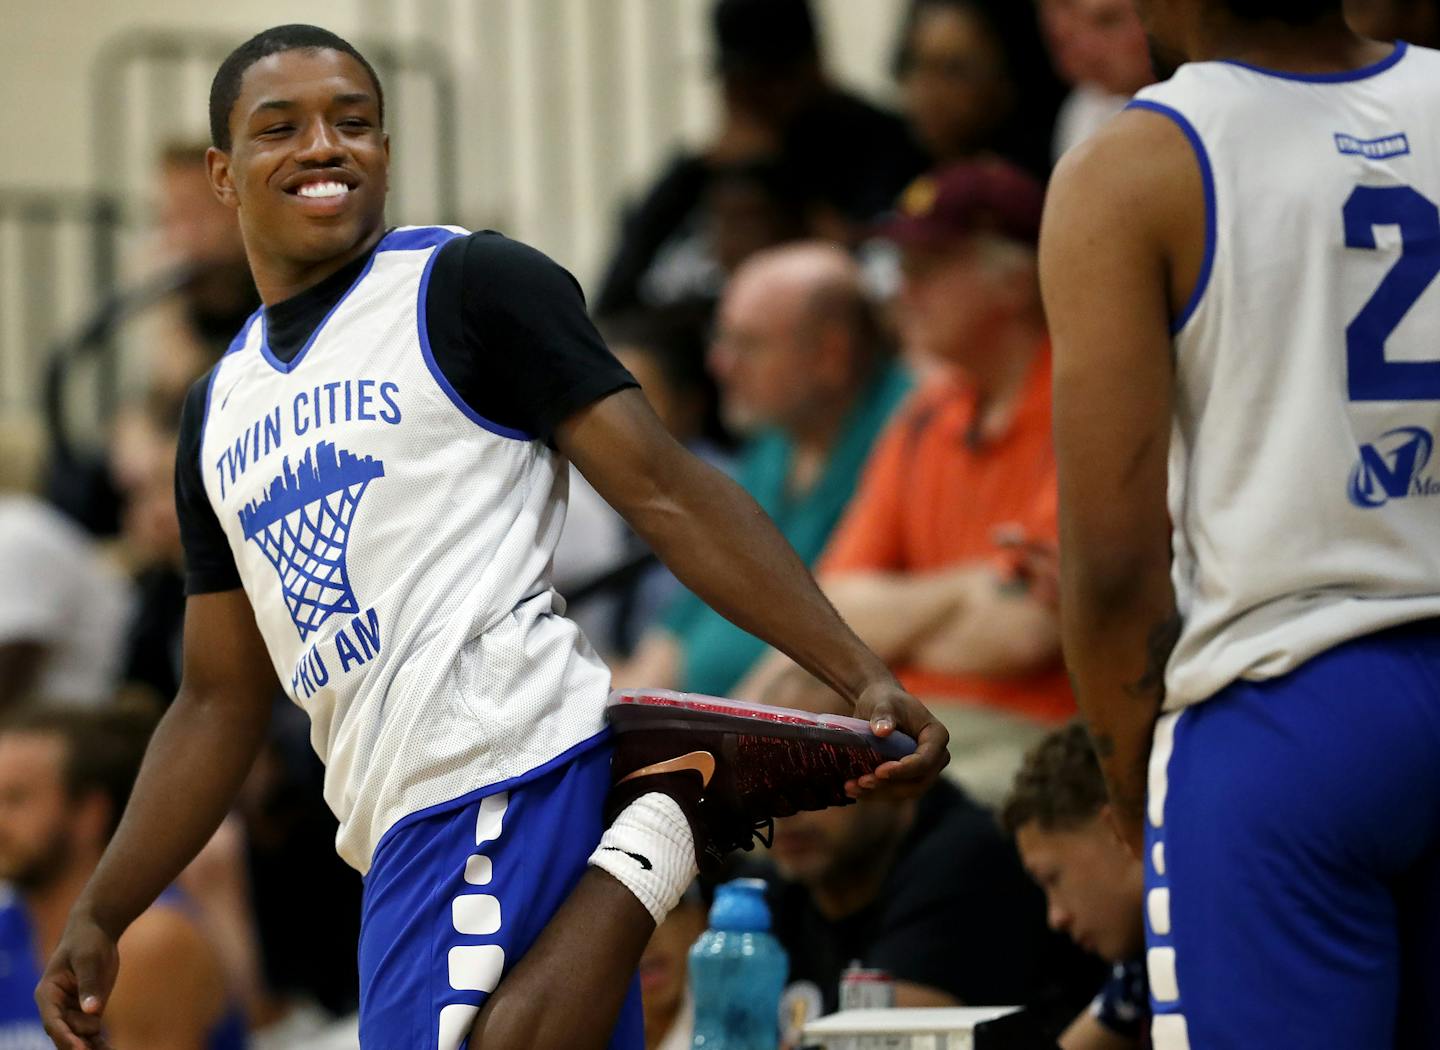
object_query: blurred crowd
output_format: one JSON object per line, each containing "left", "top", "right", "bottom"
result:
{"left": 1, "top": 0, "right": 1435, "bottom": 1047}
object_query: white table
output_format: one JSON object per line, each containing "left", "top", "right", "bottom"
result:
{"left": 800, "top": 1006, "right": 1022, "bottom": 1050}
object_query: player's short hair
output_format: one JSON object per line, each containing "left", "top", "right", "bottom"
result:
{"left": 1216, "top": 0, "right": 1342, "bottom": 24}
{"left": 209, "top": 24, "right": 385, "bottom": 152}
{"left": 1, "top": 706, "right": 157, "bottom": 840}
{"left": 1000, "top": 721, "right": 1110, "bottom": 835}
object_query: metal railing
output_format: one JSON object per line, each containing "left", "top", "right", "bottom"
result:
{"left": 0, "top": 27, "right": 461, "bottom": 433}
{"left": 0, "top": 188, "right": 121, "bottom": 416}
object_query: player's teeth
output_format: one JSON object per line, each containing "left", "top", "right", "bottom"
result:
{"left": 298, "top": 182, "right": 349, "bottom": 198}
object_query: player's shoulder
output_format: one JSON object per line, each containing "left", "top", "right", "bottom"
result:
{"left": 437, "top": 229, "right": 586, "bottom": 316}
{"left": 1045, "top": 102, "right": 1201, "bottom": 256}
{"left": 1053, "top": 103, "right": 1195, "bottom": 200}
{"left": 451, "top": 229, "right": 576, "bottom": 281}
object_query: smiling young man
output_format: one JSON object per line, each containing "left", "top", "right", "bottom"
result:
{"left": 1041, "top": 1, "right": 1440, "bottom": 1046}
{"left": 34, "top": 25, "right": 947, "bottom": 1050}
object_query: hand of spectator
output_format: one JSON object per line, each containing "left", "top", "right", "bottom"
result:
{"left": 35, "top": 912, "right": 119, "bottom": 1050}
{"left": 995, "top": 525, "right": 1061, "bottom": 611}
{"left": 847, "top": 679, "right": 950, "bottom": 799}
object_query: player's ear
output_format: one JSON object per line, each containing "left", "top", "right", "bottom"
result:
{"left": 207, "top": 146, "right": 239, "bottom": 209}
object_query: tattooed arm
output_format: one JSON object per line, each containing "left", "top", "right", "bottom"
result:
{"left": 1038, "top": 110, "right": 1205, "bottom": 854}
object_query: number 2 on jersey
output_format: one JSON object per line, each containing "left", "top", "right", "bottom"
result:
{"left": 1343, "top": 184, "right": 1440, "bottom": 400}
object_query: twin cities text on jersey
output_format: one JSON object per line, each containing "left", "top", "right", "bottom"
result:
{"left": 212, "top": 378, "right": 402, "bottom": 498}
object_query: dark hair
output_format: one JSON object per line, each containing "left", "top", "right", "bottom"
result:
{"left": 713, "top": 0, "right": 820, "bottom": 73}
{"left": 891, "top": 0, "right": 1066, "bottom": 177}
{"left": 1221, "top": 0, "right": 1342, "bottom": 23}
{"left": 209, "top": 25, "right": 385, "bottom": 151}
{"left": 1000, "top": 721, "right": 1110, "bottom": 835}
{"left": 2, "top": 706, "right": 157, "bottom": 841}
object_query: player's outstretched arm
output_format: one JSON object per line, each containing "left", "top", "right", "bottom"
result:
{"left": 557, "top": 388, "right": 948, "bottom": 792}
{"left": 1039, "top": 110, "right": 1200, "bottom": 854}
{"left": 37, "top": 590, "right": 276, "bottom": 1050}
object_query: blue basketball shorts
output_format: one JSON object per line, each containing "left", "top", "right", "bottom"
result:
{"left": 357, "top": 733, "right": 644, "bottom": 1049}
{"left": 1144, "top": 620, "right": 1440, "bottom": 1049}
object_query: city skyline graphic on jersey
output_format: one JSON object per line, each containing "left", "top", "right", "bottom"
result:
{"left": 239, "top": 441, "right": 385, "bottom": 640}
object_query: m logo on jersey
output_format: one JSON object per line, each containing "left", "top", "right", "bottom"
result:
{"left": 239, "top": 441, "right": 385, "bottom": 638}
{"left": 1347, "top": 426, "right": 1437, "bottom": 508}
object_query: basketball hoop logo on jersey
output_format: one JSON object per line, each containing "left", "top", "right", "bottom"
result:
{"left": 1347, "top": 425, "right": 1440, "bottom": 508}
{"left": 239, "top": 440, "right": 384, "bottom": 640}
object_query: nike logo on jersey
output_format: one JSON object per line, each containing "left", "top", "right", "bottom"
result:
{"left": 617, "top": 751, "right": 717, "bottom": 789}
{"left": 600, "top": 846, "right": 653, "bottom": 870}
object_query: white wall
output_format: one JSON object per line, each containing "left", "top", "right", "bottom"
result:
{"left": 0, "top": 0, "right": 909, "bottom": 413}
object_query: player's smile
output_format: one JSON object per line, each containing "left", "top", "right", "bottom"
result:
{"left": 281, "top": 167, "right": 362, "bottom": 217}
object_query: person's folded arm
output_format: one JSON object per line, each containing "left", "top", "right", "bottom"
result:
{"left": 904, "top": 566, "right": 1061, "bottom": 678}
{"left": 733, "top": 571, "right": 962, "bottom": 702}
{"left": 819, "top": 571, "right": 970, "bottom": 664}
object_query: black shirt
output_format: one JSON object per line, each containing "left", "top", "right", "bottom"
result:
{"left": 173, "top": 231, "right": 635, "bottom": 596}
{"left": 768, "top": 779, "right": 1056, "bottom": 1013}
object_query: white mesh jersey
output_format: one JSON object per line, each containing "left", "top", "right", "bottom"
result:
{"left": 197, "top": 226, "right": 610, "bottom": 871}
{"left": 1131, "top": 43, "right": 1440, "bottom": 711}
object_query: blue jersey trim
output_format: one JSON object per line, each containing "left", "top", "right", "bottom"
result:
{"left": 1218, "top": 40, "right": 1407, "bottom": 83}
{"left": 198, "top": 311, "right": 258, "bottom": 487}
{"left": 366, "top": 727, "right": 613, "bottom": 874}
{"left": 254, "top": 227, "right": 464, "bottom": 375}
{"left": 258, "top": 245, "right": 385, "bottom": 375}
{"left": 1126, "top": 100, "right": 1217, "bottom": 335}
{"left": 416, "top": 231, "right": 536, "bottom": 442}
{"left": 378, "top": 225, "right": 464, "bottom": 253}
{"left": 224, "top": 308, "right": 261, "bottom": 357}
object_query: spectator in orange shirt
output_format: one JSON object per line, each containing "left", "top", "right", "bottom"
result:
{"left": 745, "top": 161, "right": 1071, "bottom": 804}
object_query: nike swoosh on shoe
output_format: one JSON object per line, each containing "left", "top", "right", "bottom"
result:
{"left": 617, "top": 750, "right": 716, "bottom": 789}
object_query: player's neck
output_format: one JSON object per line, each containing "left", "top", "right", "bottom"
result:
{"left": 24, "top": 864, "right": 95, "bottom": 962}
{"left": 1197, "top": 14, "right": 1392, "bottom": 73}
{"left": 248, "top": 223, "right": 388, "bottom": 306}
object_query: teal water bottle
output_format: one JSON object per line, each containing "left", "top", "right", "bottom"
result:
{"left": 689, "top": 878, "right": 789, "bottom": 1050}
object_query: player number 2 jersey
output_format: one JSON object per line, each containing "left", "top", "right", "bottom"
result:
{"left": 1131, "top": 43, "right": 1440, "bottom": 709}
{"left": 197, "top": 227, "right": 611, "bottom": 871}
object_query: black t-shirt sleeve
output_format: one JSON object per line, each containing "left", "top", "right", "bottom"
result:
{"left": 175, "top": 373, "right": 243, "bottom": 595}
{"left": 424, "top": 231, "right": 637, "bottom": 442}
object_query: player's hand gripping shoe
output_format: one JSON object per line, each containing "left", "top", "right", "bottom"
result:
{"left": 603, "top": 689, "right": 917, "bottom": 874}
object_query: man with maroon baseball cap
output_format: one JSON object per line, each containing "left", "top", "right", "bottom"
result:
{"left": 746, "top": 158, "right": 1074, "bottom": 806}
{"left": 877, "top": 159, "right": 1046, "bottom": 250}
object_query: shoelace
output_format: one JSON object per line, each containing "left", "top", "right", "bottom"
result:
{"left": 751, "top": 817, "right": 774, "bottom": 849}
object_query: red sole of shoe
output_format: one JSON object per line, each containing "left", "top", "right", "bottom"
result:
{"left": 607, "top": 689, "right": 916, "bottom": 762}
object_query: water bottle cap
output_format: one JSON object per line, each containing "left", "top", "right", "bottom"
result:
{"left": 708, "top": 877, "right": 772, "bottom": 931}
